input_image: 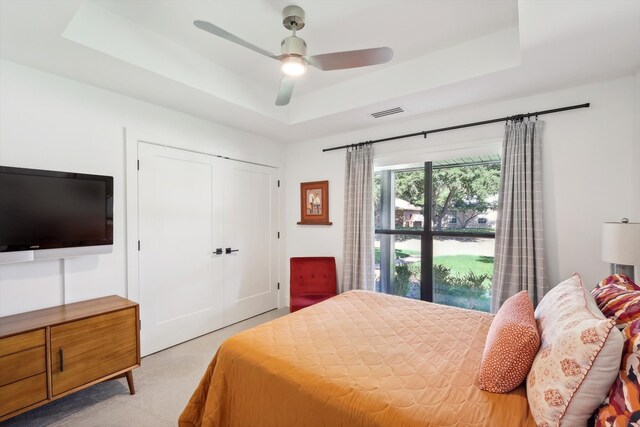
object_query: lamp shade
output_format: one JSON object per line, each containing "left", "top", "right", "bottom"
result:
{"left": 602, "top": 222, "right": 640, "bottom": 265}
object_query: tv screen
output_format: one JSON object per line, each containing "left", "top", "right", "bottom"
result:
{"left": 0, "top": 166, "right": 113, "bottom": 253}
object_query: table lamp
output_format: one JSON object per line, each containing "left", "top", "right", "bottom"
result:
{"left": 602, "top": 218, "right": 640, "bottom": 281}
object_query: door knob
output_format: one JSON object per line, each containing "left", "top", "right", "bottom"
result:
{"left": 225, "top": 248, "right": 239, "bottom": 254}
{"left": 213, "top": 248, "right": 223, "bottom": 255}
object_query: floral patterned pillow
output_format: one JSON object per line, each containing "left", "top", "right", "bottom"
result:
{"left": 527, "top": 274, "right": 624, "bottom": 426}
{"left": 591, "top": 274, "right": 640, "bottom": 329}
{"left": 593, "top": 318, "right": 640, "bottom": 426}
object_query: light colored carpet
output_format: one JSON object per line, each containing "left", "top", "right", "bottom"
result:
{"left": 1, "top": 308, "right": 289, "bottom": 427}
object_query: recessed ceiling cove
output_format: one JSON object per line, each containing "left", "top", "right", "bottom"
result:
{"left": 1, "top": 1, "right": 638, "bottom": 143}
{"left": 60, "top": 1, "right": 520, "bottom": 122}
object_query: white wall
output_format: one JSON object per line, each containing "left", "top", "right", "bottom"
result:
{"left": 0, "top": 60, "right": 286, "bottom": 316}
{"left": 2, "top": 59, "right": 638, "bottom": 318}
{"left": 284, "top": 75, "right": 640, "bottom": 304}
{"left": 634, "top": 70, "right": 640, "bottom": 218}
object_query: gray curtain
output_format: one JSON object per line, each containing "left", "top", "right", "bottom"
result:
{"left": 491, "top": 119, "right": 546, "bottom": 312}
{"left": 342, "top": 145, "right": 374, "bottom": 292}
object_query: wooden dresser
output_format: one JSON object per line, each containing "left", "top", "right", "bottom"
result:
{"left": 0, "top": 296, "right": 140, "bottom": 421}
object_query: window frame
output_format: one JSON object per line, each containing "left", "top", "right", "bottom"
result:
{"left": 374, "top": 160, "right": 498, "bottom": 303}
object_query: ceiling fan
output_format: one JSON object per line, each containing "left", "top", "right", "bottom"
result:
{"left": 194, "top": 5, "right": 393, "bottom": 106}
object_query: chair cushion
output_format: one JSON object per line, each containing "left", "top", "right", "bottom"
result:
{"left": 291, "top": 294, "right": 335, "bottom": 312}
{"left": 290, "top": 257, "right": 337, "bottom": 294}
{"left": 479, "top": 291, "right": 540, "bottom": 393}
{"left": 290, "top": 257, "right": 337, "bottom": 312}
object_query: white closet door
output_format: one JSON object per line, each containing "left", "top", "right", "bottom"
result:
{"left": 222, "top": 161, "right": 279, "bottom": 326}
{"left": 138, "top": 143, "right": 223, "bottom": 356}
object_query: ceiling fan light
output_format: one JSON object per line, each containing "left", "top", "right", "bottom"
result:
{"left": 281, "top": 57, "right": 306, "bottom": 77}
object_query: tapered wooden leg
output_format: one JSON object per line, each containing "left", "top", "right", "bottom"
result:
{"left": 125, "top": 371, "right": 135, "bottom": 395}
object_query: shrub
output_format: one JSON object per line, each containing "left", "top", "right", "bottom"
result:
{"left": 408, "top": 262, "right": 421, "bottom": 278}
{"left": 450, "top": 271, "right": 491, "bottom": 310}
{"left": 384, "top": 262, "right": 493, "bottom": 310}
{"left": 456, "top": 271, "right": 490, "bottom": 291}
{"left": 432, "top": 263, "right": 492, "bottom": 310}
{"left": 433, "top": 264, "right": 452, "bottom": 286}
{"left": 393, "top": 263, "right": 412, "bottom": 297}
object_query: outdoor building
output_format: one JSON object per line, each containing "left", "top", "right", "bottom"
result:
{"left": 395, "top": 198, "right": 424, "bottom": 228}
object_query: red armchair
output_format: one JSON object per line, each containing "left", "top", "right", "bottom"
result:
{"left": 290, "top": 257, "right": 337, "bottom": 312}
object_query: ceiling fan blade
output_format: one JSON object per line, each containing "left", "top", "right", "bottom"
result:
{"left": 275, "top": 78, "right": 295, "bottom": 106}
{"left": 306, "top": 47, "right": 393, "bottom": 71}
{"left": 194, "top": 20, "right": 279, "bottom": 60}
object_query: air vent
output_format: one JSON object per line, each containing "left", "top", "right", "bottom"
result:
{"left": 371, "top": 107, "right": 404, "bottom": 119}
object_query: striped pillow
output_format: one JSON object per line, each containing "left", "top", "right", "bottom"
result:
{"left": 593, "top": 318, "right": 640, "bottom": 426}
{"left": 591, "top": 274, "right": 640, "bottom": 329}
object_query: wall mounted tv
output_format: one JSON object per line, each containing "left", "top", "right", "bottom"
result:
{"left": 0, "top": 166, "right": 113, "bottom": 264}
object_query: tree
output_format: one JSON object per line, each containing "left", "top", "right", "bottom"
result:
{"left": 432, "top": 164, "right": 500, "bottom": 230}
{"left": 394, "top": 170, "right": 425, "bottom": 208}
{"left": 373, "top": 174, "right": 382, "bottom": 226}
{"left": 393, "top": 164, "right": 500, "bottom": 231}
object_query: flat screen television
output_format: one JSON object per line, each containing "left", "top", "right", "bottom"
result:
{"left": 0, "top": 166, "right": 113, "bottom": 263}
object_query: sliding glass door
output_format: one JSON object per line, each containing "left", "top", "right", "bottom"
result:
{"left": 374, "top": 156, "right": 500, "bottom": 312}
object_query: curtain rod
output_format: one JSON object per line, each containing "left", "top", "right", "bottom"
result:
{"left": 322, "top": 102, "right": 590, "bottom": 152}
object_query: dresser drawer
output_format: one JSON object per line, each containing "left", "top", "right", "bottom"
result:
{"left": 0, "top": 373, "right": 47, "bottom": 417}
{"left": 0, "top": 329, "right": 45, "bottom": 357}
{"left": 0, "top": 346, "right": 46, "bottom": 387}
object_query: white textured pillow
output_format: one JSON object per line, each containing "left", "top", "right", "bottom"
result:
{"left": 526, "top": 274, "right": 623, "bottom": 427}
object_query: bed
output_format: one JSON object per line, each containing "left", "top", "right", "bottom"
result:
{"left": 179, "top": 290, "right": 536, "bottom": 426}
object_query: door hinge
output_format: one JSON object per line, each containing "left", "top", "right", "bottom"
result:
{"left": 277, "top": 282, "right": 280, "bottom": 290}
{"left": 139, "top": 320, "right": 141, "bottom": 330}
{"left": 137, "top": 160, "right": 140, "bottom": 170}
{"left": 277, "top": 180, "right": 280, "bottom": 187}
{"left": 277, "top": 232, "right": 280, "bottom": 239}
{"left": 138, "top": 241, "right": 141, "bottom": 251}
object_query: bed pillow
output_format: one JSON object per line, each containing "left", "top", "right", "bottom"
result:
{"left": 593, "top": 317, "right": 640, "bottom": 426}
{"left": 595, "top": 274, "right": 640, "bottom": 291}
{"left": 527, "top": 274, "right": 624, "bottom": 427}
{"left": 591, "top": 274, "right": 640, "bottom": 329}
{"left": 479, "top": 291, "right": 540, "bottom": 393}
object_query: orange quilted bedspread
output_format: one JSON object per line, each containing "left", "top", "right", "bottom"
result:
{"left": 179, "top": 290, "right": 536, "bottom": 426}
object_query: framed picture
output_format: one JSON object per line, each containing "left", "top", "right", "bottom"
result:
{"left": 297, "top": 180, "right": 332, "bottom": 225}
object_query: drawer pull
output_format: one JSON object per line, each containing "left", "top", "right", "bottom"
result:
{"left": 59, "top": 348, "right": 64, "bottom": 372}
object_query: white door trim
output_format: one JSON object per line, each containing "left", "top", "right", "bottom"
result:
{"left": 125, "top": 128, "right": 140, "bottom": 303}
{"left": 124, "top": 129, "right": 280, "bottom": 306}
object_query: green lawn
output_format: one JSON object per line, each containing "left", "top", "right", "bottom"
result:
{"left": 375, "top": 248, "right": 493, "bottom": 277}
{"left": 433, "top": 255, "right": 494, "bottom": 278}
{"left": 374, "top": 248, "right": 420, "bottom": 263}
